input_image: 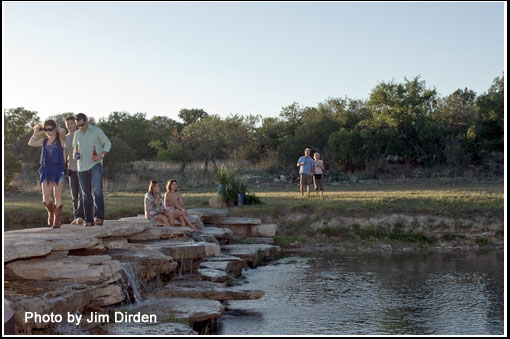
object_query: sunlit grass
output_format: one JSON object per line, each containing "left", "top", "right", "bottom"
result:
{"left": 4, "top": 181, "right": 504, "bottom": 231}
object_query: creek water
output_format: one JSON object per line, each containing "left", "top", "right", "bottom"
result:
{"left": 218, "top": 250, "right": 504, "bottom": 335}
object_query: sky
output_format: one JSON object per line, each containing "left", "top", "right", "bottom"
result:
{"left": 3, "top": 2, "right": 506, "bottom": 123}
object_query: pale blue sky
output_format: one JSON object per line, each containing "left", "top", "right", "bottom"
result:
{"left": 3, "top": 2, "right": 505, "bottom": 122}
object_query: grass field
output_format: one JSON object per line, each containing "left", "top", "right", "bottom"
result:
{"left": 4, "top": 179, "right": 504, "bottom": 235}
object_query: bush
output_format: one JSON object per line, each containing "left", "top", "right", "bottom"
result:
{"left": 214, "top": 165, "right": 250, "bottom": 203}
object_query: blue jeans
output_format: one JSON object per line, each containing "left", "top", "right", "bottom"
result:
{"left": 69, "top": 170, "right": 85, "bottom": 219}
{"left": 78, "top": 163, "right": 104, "bottom": 223}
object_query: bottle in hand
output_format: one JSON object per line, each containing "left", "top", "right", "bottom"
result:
{"left": 75, "top": 145, "right": 80, "bottom": 160}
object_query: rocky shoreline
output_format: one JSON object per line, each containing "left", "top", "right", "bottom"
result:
{"left": 4, "top": 208, "right": 280, "bottom": 335}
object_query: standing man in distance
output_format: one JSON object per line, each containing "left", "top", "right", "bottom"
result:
{"left": 73, "top": 113, "right": 111, "bottom": 226}
{"left": 297, "top": 147, "right": 314, "bottom": 198}
{"left": 65, "top": 115, "right": 85, "bottom": 225}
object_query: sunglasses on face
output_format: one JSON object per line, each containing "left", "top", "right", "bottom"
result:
{"left": 44, "top": 128, "right": 55, "bottom": 132}
{"left": 77, "top": 121, "right": 85, "bottom": 127}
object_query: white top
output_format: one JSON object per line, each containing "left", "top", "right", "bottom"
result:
{"left": 314, "top": 160, "right": 324, "bottom": 175}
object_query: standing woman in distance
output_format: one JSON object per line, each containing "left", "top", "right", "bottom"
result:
{"left": 28, "top": 120, "right": 67, "bottom": 228}
{"left": 164, "top": 179, "right": 199, "bottom": 232}
{"left": 313, "top": 152, "right": 325, "bottom": 199}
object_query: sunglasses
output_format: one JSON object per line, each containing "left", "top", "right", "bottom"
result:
{"left": 77, "top": 122, "right": 85, "bottom": 127}
{"left": 44, "top": 128, "right": 55, "bottom": 132}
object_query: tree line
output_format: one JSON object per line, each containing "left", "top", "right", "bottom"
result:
{"left": 4, "top": 75, "right": 504, "bottom": 188}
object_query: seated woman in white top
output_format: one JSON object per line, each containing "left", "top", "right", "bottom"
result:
{"left": 144, "top": 179, "right": 174, "bottom": 226}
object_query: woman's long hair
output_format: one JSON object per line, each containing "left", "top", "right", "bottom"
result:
{"left": 166, "top": 179, "right": 178, "bottom": 192}
{"left": 148, "top": 179, "right": 159, "bottom": 196}
{"left": 43, "top": 120, "right": 61, "bottom": 147}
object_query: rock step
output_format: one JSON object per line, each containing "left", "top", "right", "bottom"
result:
{"left": 198, "top": 269, "right": 230, "bottom": 283}
{"left": 5, "top": 255, "right": 122, "bottom": 284}
{"left": 221, "top": 244, "right": 281, "bottom": 268}
{"left": 130, "top": 239, "right": 220, "bottom": 260}
{"left": 149, "top": 280, "right": 264, "bottom": 301}
{"left": 218, "top": 223, "right": 278, "bottom": 237}
{"left": 128, "top": 226, "right": 194, "bottom": 242}
{"left": 233, "top": 237, "right": 275, "bottom": 245}
{"left": 187, "top": 208, "right": 229, "bottom": 220}
{"left": 211, "top": 216, "right": 262, "bottom": 225}
{"left": 132, "top": 215, "right": 204, "bottom": 228}
{"left": 122, "top": 297, "right": 225, "bottom": 323}
{"left": 200, "top": 227, "right": 233, "bottom": 240}
{"left": 4, "top": 233, "right": 100, "bottom": 262}
{"left": 108, "top": 248, "right": 177, "bottom": 281}
{"left": 98, "top": 322, "right": 197, "bottom": 335}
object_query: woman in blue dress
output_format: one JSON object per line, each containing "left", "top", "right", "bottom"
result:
{"left": 28, "top": 120, "right": 67, "bottom": 228}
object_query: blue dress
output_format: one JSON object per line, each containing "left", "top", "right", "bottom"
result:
{"left": 38, "top": 138, "right": 66, "bottom": 184}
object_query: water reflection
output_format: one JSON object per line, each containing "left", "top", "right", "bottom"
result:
{"left": 220, "top": 251, "right": 504, "bottom": 335}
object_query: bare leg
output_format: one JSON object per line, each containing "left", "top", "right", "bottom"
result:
{"left": 52, "top": 182, "right": 65, "bottom": 227}
{"left": 155, "top": 214, "right": 170, "bottom": 226}
{"left": 41, "top": 182, "right": 55, "bottom": 226}
{"left": 54, "top": 182, "right": 64, "bottom": 207}
{"left": 164, "top": 211, "right": 175, "bottom": 226}
{"left": 300, "top": 185, "right": 305, "bottom": 197}
{"left": 185, "top": 215, "right": 199, "bottom": 232}
{"left": 41, "top": 181, "right": 53, "bottom": 205}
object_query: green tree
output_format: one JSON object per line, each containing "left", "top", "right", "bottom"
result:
{"left": 367, "top": 76, "right": 438, "bottom": 160}
{"left": 475, "top": 76, "right": 504, "bottom": 155}
{"left": 178, "top": 108, "right": 209, "bottom": 125}
{"left": 98, "top": 111, "right": 155, "bottom": 160}
{"left": 182, "top": 114, "right": 249, "bottom": 170}
{"left": 433, "top": 88, "right": 479, "bottom": 167}
{"left": 4, "top": 107, "right": 41, "bottom": 187}
{"left": 102, "top": 136, "right": 137, "bottom": 179}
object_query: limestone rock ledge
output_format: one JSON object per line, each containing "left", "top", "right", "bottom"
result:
{"left": 5, "top": 255, "right": 121, "bottom": 284}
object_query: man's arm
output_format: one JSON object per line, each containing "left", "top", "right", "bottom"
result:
{"left": 98, "top": 128, "right": 112, "bottom": 158}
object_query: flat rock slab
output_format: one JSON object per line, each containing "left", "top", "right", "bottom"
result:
{"left": 125, "top": 297, "right": 225, "bottom": 323}
{"left": 4, "top": 233, "right": 100, "bottom": 262}
{"left": 6, "top": 225, "right": 114, "bottom": 238}
{"left": 128, "top": 226, "right": 193, "bottom": 242}
{"left": 221, "top": 244, "right": 281, "bottom": 268}
{"left": 131, "top": 240, "right": 219, "bottom": 260}
{"left": 233, "top": 237, "right": 275, "bottom": 245}
{"left": 99, "top": 322, "right": 196, "bottom": 335}
{"left": 200, "top": 227, "right": 233, "bottom": 240}
{"left": 108, "top": 248, "right": 177, "bottom": 280}
{"left": 199, "top": 260, "right": 246, "bottom": 275}
{"left": 187, "top": 208, "right": 229, "bottom": 219}
{"left": 134, "top": 215, "right": 203, "bottom": 227}
{"left": 6, "top": 285, "right": 93, "bottom": 334}
{"left": 101, "top": 222, "right": 150, "bottom": 237}
{"left": 102, "top": 237, "right": 129, "bottom": 250}
{"left": 4, "top": 240, "right": 53, "bottom": 263}
{"left": 251, "top": 224, "right": 278, "bottom": 237}
{"left": 5, "top": 255, "right": 121, "bottom": 284}
{"left": 199, "top": 261, "right": 230, "bottom": 272}
{"left": 198, "top": 269, "right": 230, "bottom": 283}
{"left": 213, "top": 217, "right": 262, "bottom": 225}
{"left": 150, "top": 280, "right": 264, "bottom": 301}
{"left": 88, "top": 284, "right": 125, "bottom": 309}
{"left": 204, "top": 255, "right": 247, "bottom": 272}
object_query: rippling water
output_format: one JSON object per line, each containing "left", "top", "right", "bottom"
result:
{"left": 218, "top": 251, "right": 504, "bottom": 335}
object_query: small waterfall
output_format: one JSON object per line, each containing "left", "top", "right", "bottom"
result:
{"left": 177, "top": 259, "right": 196, "bottom": 278}
{"left": 119, "top": 263, "right": 143, "bottom": 304}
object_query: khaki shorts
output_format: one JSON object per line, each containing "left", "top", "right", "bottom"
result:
{"left": 314, "top": 175, "right": 324, "bottom": 191}
{"left": 300, "top": 174, "right": 313, "bottom": 186}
